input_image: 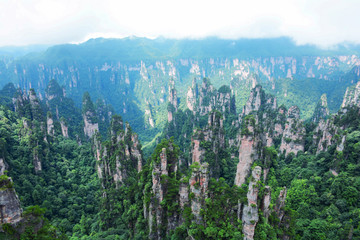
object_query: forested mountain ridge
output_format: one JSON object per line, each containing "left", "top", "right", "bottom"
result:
{"left": 1, "top": 37, "right": 360, "bottom": 149}
{"left": 0, "top": 75, "right": 360, "bottom": 239}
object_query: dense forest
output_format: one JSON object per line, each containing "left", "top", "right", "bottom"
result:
{"left": 0, "top": 69, "right": 360, "bottom": 239}
{"left": 1, "top": 37, "right": 360, "bottom": 151}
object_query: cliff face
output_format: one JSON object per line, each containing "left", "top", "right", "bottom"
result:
{"left": 149, "top": 148, "right": 167, "bottom": 239}
{"left": 189, "top": 162, "right": 209, "bottom": 223}
{"left": 60, "top": 117, "right": 69, "bottom": 138}
{"left": 13, "top": 88, "right": 43, "bottom": 122}
{"left": 186, "top": 79, "right": 197, "bottom": 112}
{"left": 311, "top": 87, "right": 360, "bottom": 155}
{"left": 46, "top": 112, "right": 55, "bottom": 136}
{"left": 342, "top": 81, "right": 360, "bottom": 109}
{"left": 82, "top": 92, "right": 99, "bottom": 139}
{"left": 85, "top": 76, "right": 360, "bottom": 239}
{"left": 235, "top": 86, "right": 278, "bottom": 187}
{"left": 312, "top": 112, "right": 351, "bottom": 156}
{"left": 242, "top": 166, "right": 262, "bottom": 240}
{"left": 7, "top": 51, "right": 356, "bottom": 135}
{"left": 235, "top": 124, "right": 258, "bottom": 187}
{"left": 313, "top": 119, "right": 338, "bottom": 153}
{"left": 147, "top": 140, "right": 182, "bottom": 239}
{"left": 232, "top": 85, "right": 309, "bottom": 239}
{"left": 12, "top": 89, "right": 47, "bottom": 173}
{"left": 0, "top": 176, "right": 22, "bottom": 226}
{"left": 94, "top": 116, "right": 142, "bottom": 188}
{"left": 167, "top": 86, "right": 178, "bottom": 122}
{"left": 191, "top": 111, "right": 225, "bottom": 179}
{"left": 83, "top": 112, "right": 99, "bottom": 139}
{"left": 279, "top": 106, "right": 305, "bottom": 156}
{"left": 312, "top": 94, "right": 329, "bottom": 122}
{"left": 243, "top": 85, "right": 263, "bottom": 115}
{"left": 186, "top": 78, "right": 234, "bottom": 117}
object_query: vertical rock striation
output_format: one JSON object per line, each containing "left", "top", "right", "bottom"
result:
{"left": 93, "top": 115, "right": 143, "bottom": 189}
{"left": 242, "top": 166, "right": 262, "bottom": 240}
{"left": 311, "top": 94, "right": 329, "bottom": 123}
{"left": 189, "top": 162, "right": 209, "bottom": 224}
{"left": 0, "top": 176, "right": 22, "bottom": 226}
{"left": 279, "top": 106, "right": 305, "bottom": 156}
{"left": 341, "top": 81, "right": 360, "bottom": 109}
{"left": 46, "top": 112, "right": 54, "bottom": 136}
{"left": 60, "top": 117, "right": 69, "bottom": 138}
{"left": 82, "top": 92, "right": 99, "bottom": 138}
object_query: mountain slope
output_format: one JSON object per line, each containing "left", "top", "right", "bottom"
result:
{"left": 1, "top": 37, "right": 360, "bottom": 148}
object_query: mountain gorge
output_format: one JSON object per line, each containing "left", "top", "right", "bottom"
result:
{"left": 0, "top": 38, "right": 360, "bottom": 239}
{"left": 1, "top": 37, "right": 360, "bottom": 149}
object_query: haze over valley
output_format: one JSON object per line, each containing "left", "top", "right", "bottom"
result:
{"left": 1, "top": 1, "right": 360, "bottom": 239}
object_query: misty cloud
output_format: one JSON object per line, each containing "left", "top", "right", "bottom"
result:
{"left": 1, "top": 0, "right": 360, "bottom": 47}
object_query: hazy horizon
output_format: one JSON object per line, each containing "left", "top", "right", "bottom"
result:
{"left": 2, "top": 0, "right": 360, "bottom": 48}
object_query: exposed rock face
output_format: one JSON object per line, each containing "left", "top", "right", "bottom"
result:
{"left": 150, "top": 148, "right": 167, "bottom": 239}
{"left": 235, "top": 133, "right": 257, "bottom": 187}
{"left": 160, "top": 148, "right": 168, "bottom": 176}
{"left": 315, "top": 119, "right": 333, "bottom": 153}
{"left": 336, "top": 135, "right": 346, "bottom": 152}
{"left": 147, "top": 141, "right": 180, "bottom": 239}
{"left": 198, "top": 79, "right": 216, "bottom": 115}
{"left": 179, "top": 179, "right": 189, "bottom": 209}
{"left": 216, "top": 85, "right": 232, "bottom": 113}
{"left": 46, "top": 113, "right": 54, "bottom": 136}
{"left": 312, "top": 94, "right": 329, "bottom": 122}
{"left": 45, "top": 79, "right": 63, "bottom": 101}
{"left": 242, "top": 166, "right": 262, "bottom": 240}
{"left": 191, "top": 111, "right": 225, "bottom": 178}
{"left": 311, "top": 86, "right": 357, "bottom": 154}
{"left": 262, "top": 186, "right": 271, "bottom": 221}
{"left": 13, "top": 89, "right": 28, "bottom": 114}
{"left": 313, "top": 118, "right": 342, "bottom": 154}
{"left": 28, "top": 90, "right": 37, "bottom": 106}
{"left": 13, "top": 88, "right": 43, "bottom": 122}
{"left": 0, "top": 177, "right": 22, "bottom": 225}
{"left": 168, "top": 87, "right": 178, "bottom": 122}
{"left": 243, "top": 85, "right": 263, "bottom": 115}
{"left": 186, "top": 79, "right": 197, "bottom": 112}
{"left": 275, "top": 187, "right": 287, "bottom": 225}
{"left": 279, "top": 106, "right": 305, "bottom": 156}
{"left": 83, "top": 112, "right": 99, "bottom": 138}
{"left": 204, "top": 111, "right": 225, "bottom": 152}
{"left": 60, "top": 118, "right": 69, "bottom": 138}
{"left": 342, "top": 81, "right": 360, "bottom": 108}
{"left": 145, "top": 105, "right": 155, "bottom": 128}
{"left": 33, "top": 149, "right": 42, "bottom": 173}
{"left": 236, "top": 86, "right": 278, "bottom": 187}
{"left": 0, "top": 158, "right": 7, "bottom": 176}
{"left": 186, "top": 78, "right": 234, "bottom": 116}
{"left": 93, "top": 134, "right": 103, "bottom": 180}
{"left": 131, "top": 133, "right": 143, "bottom": 172}
{"left": 82, "top": 92, "right": 99, "bottom": 138}
{"left": 94, "top": 116, "right": 143, "bottom": 188}
{"left": 169, "top": 88, "right": 178, "bottom": 111}
{"left": 191, "top": 139, "right": 204, "bottom": 163}
{"left": 189, "top": 162, "right": 209, "bottom": 223}
{"left": 27, "top": 89, "right": 44, "bottom": 122}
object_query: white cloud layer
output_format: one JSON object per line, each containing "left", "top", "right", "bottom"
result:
{"left": 1, "top": 0, "right": 359, "bottom": 47}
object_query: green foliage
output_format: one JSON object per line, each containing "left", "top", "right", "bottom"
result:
{"left": 0, "top": 102, "right": 100, "bottom": 237}
{"left": 1, "top": 67, "right": 360, "bottom": 240}
{"left": 184, "top": 178, "right": 245, "bottom": 239}
{"left": 23, "top": 205, "right": 46, "bottom": 217}
{"left": 241, "top": 115, "right": 256, "bottom": 136}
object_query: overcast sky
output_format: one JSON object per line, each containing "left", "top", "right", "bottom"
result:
{"left": 1, "top": 0, "right": 359, "bottom": 47}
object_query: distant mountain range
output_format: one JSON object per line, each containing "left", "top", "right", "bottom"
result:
{"left": 1, "top": 37, "right": 360, "bottom": 146}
